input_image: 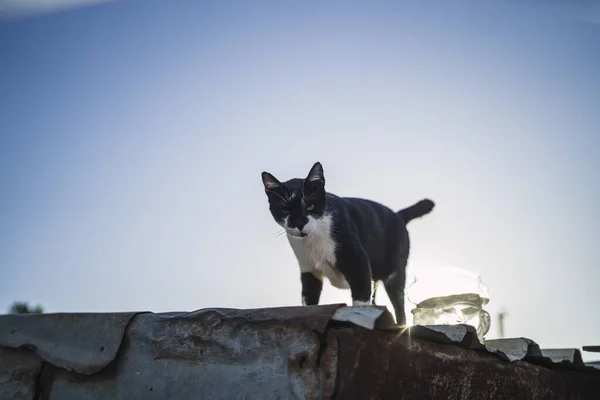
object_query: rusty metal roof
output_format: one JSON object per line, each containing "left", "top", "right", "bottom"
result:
{"left": 1, "top": 304, "right": 600, "bottom": 399}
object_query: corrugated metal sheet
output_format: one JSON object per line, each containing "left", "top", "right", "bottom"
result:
{"left": 541, "top": 348, "right": 584, "bottom": 365}
{"left": 1, "top": 305, "right": 354, "bottom": 400}
{"left": 1, "top": 304, "right": 600, "bottom": 399}
{"left": 333, "top": 327, "right": 600, "bottom": 399}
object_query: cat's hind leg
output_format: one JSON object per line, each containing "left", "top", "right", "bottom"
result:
{"left": 383, "top": 269, "right": 407, "bottom": 326}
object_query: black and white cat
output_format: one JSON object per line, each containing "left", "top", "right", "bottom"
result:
{"left": 261, "top": 162, "right": 434, "bottom": 325}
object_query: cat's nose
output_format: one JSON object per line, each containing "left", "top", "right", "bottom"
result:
{"left": 296, "top": 220, "right": 307, "bottom": 231}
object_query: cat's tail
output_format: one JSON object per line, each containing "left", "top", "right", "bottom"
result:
{"left": 397, "top": 199, "right": 435, "bottom": 223}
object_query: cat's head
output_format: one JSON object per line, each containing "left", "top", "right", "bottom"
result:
{"left": 261, "top": 162, "right": 327, "bottom": 238}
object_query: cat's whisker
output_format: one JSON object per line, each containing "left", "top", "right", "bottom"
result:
{"left": 276, "top": 235, "right": 288, "bottom": 243}
{"left": 305, "top": 189, "right": 316, "bottom": 201}
{"left": 267, "top": 189, "right": 288, "bottom": 204}
{"left": 305, "top": 186, "right": 323, "bottom": 202}
{"left": 273, "top": 229, "right": 287, "bottom": 238}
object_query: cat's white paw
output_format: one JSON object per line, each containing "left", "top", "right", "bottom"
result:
{"left": 352, "top": 300, "right": 371, "bottom": 306}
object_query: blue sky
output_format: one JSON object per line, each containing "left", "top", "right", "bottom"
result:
{"left": 1, "top": 0, "right": 599, "bottom": 355}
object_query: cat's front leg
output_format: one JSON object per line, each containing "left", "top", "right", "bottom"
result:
{"left": 300, "top": 271, "right": 323, "bottom": 306}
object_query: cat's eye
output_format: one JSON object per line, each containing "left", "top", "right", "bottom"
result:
{"left": 305, "top": 204, "right": 315, "bottom": 211}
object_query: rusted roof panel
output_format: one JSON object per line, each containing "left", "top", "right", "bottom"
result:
{"left": 333, "top": 327, "right": 600, "bottom": 399}
{"left": 1, "top": 305, "right": 599, "bottom": 399}
{"left": 1, "top": 305, "right": 354, "bottom": 400}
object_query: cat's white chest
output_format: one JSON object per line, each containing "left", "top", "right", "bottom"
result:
{"left": 288, "top": 215, "right": 349, "bottom": 289}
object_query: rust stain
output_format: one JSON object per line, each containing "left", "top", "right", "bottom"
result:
{"left": 331, "top": 326, "right": 600, "bottom": 399}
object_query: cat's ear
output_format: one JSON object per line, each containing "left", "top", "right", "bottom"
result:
{"left": 262, "top": 172, "right": 281, "bottom": 190}
{"left": 306, "top": 162, "right": 325, "bottom": 184}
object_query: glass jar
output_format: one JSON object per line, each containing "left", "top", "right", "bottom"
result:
{"left": 406, "top": 267, "right": 491, "bottom": 343}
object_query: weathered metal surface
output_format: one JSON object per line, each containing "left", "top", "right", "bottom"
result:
{"left": 2, "top": 305, "right": 600, "bottom": 399}
{"left": 486, "top": 338, "right": 543, "bottom": 362}
{"left": 330, "top": 305, "right": 396, "bottom": 330}
{"left": 0, "top": 346, "right": 42, "bottom": 400}
{"left": 409, "top": 324, "right": 485, "bottom": 350}
{"left": 583, "top": 345, "right": 600, "bottom": 353}
{"left": 332, "top": 327, "right": 600, "bottom": 399}
{"left": 409, "top": 325, "right": 547, "bottom": 363}
{"left": 541, "top": 348, "right": 584, "bottom": 365}
{"left": 0, "top": 312, "right": 139, "bottom": 374}
{"left": 1, "top": 305, "right": 346, "bottom": 400}
{"left": 587, "top": 361, "right": 600, "bottom": 369}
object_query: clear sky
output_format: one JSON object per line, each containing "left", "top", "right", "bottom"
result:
{"left": 1, "top": 0, "right": 599, "bottom": 356}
